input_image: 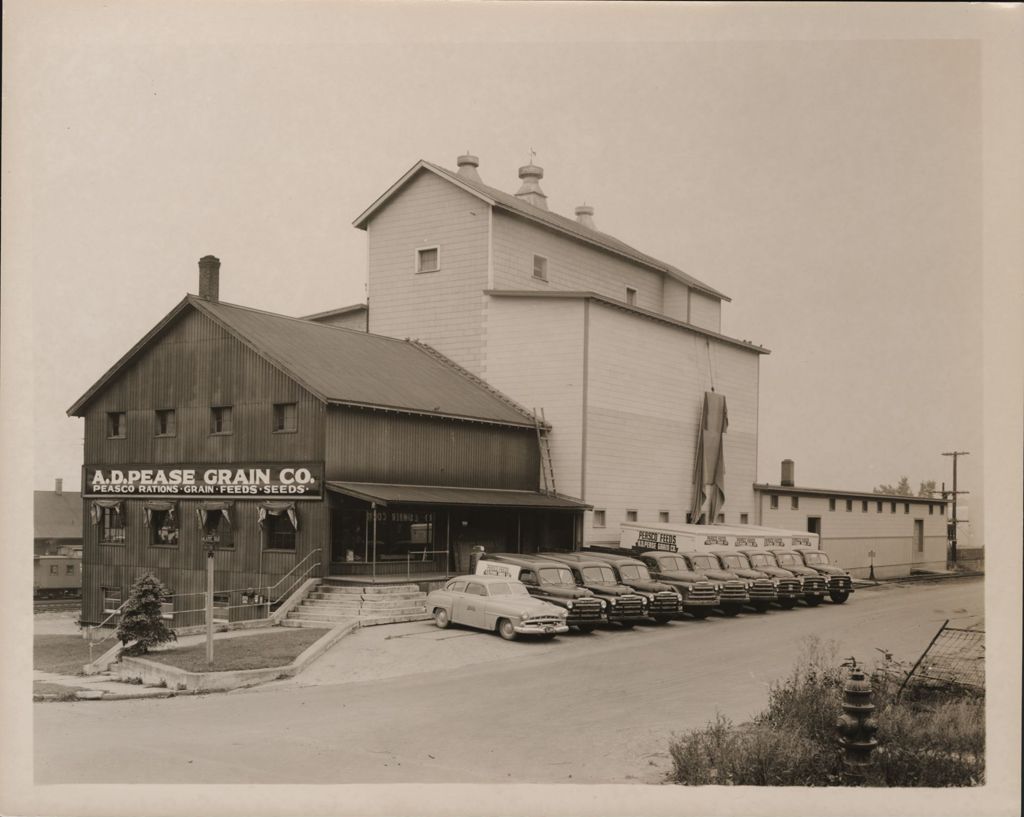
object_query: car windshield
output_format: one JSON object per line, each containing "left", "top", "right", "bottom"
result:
{"left": 538, "top": 567, "right": 575, "bottom": 585}
{"left": 688, "top": 556, "right": 717, "bottom": 570}
{"left": 802, "top": 551, "right": 828, "bottom": 565}
{"left": 618, "top": 564, "right": 649, "bottom": 580}
{"left": 718, "top": 554, "right": 747, "bottom": 569}
{"left": 657, "top": 556, "right": 689, "bottom": 572}
{"left": 774, "top": 552, "right": 798, "bottom": 566}
{"left": 487, "top": 582, "right": 530, "bottom": 596}
{"left": 582, "top": 566, "right": 617, "bottom": 583}
{"left": 746, "top": 553, "right": 771, "bottom": 567}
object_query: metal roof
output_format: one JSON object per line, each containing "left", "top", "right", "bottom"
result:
{"left": 754, "top": 484, "right": 946, "bottom": 504}
{"left": 352, "top": 160, "right": 729, "bottom": 302}
{"left": 326, "top": 481, "right": 591, "bottom": 510}
{"left": 68, "top": 296, "right": 539, "bottom": 428}
{"left": 34, "top": 490, "right": 83, "bottom": 540}
{"left": 301, "top": 303, "right": 368, "bottom": 322}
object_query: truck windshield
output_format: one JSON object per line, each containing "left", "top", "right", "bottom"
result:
{"left": 718, "top": 554, "right": 747, "bottom": 569}
{"left": 582, "top": 566, "right": 617, "bottom": 583}
{"left": 746, "top": 553, "right": 771, "bottom": 567}
{"left": 802, "top": 551, "right": 828, "bottom": 565}
{"left": 538, "top": 567, "right": 575, "bottom": 585}
{"left": 618, "top": 564, "right": 650, "bottom": 580}
{"left": 487, "top": 582, "right": 530, "bottom": 596}
{"left": 774, "top": 552, "right": 798, "bottom": 566}
{"left": 656, "top": 556, "right": 689, "bottom": 572}
{"left": 688, "top": 556, "right": 717, "bottom": 570}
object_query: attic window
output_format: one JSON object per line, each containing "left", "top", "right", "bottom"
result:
{"left": 210, "top": 406, "right": 233, "bottom": 435}
{"left": 155, "top": 409, "right": 175, "bottom": 437}
{"left": 533, "top": 255, "right": 548, "bottom": 282}
{"left": 106, "top": 412, "right": 126, "bottom": 438}
{"left": 273, "top": 403, "right": 297, "bottom": 433}
{"left": 416, "top": 246, "right": 440, "bottom": 274}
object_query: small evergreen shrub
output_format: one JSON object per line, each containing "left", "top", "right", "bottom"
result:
{"left": 115, "top": 573, "right": 177, "bottom": 656}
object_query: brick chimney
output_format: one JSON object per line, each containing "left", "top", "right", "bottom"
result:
{"left": 456, "top": 153, "right": 482, "bottom": 183}
{"left": 515, "top": 163, "right": 548, "bottom": 210}
{"left": 55, "top": 478, "right": 63, "bottom": 496}
{"left": 781, "top": 459, "right": 795, "bottom": 487}
{"left": 198, "top": 255, "right": 220, "bottom": 301}
{"left": 575, "top": 204, "right": 596, "bottom": 229}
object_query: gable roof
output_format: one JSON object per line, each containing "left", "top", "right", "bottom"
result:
{"left": 301, "top": 303, "right": 368, "bottom": 322}
{"left": 35, "top": 490, "right": 83, "bottom": 540}
{"left": 67, "top": 296, "right": 541, "bottom": 428}
{"left": 352, "top": 159, "right": 730, "bottom": 302}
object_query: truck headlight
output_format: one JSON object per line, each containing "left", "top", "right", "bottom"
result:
{"left": 520, "top": 611, "right": 533, "bottom": 620}
{"left": 609, "top": 599, "right": 617, "bottom": 607}
{"left": 600, "top": 600, "right": 607, "bottom": 610}
{"left": 567, "top": 600, "right": 574, "bottom": 609}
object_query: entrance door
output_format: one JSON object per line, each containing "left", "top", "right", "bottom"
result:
{"left": 912, "top": 519, "right": 925, "bottom": 565}
{"left": 807, "top": 517, "right": 821, "bottom": 541}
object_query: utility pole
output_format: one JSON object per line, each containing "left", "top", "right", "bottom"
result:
{"left": 941, "top": 451, "right": 970, "bottom": 566}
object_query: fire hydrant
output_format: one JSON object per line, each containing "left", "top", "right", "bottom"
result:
{"left": 836, "top": 659, "right": 878, "bottom": 779}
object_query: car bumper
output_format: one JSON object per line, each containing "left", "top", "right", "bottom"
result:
{"left": 514, "top": 622, "right": 570, "bottom": 635}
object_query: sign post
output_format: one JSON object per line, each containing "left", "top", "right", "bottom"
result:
{"left": 206, "top": 547, "right": 215, "bottom": 668}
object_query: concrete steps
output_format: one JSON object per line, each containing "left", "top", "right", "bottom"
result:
{"left": 283, "top": 581, "right": 430, "bottom": 628}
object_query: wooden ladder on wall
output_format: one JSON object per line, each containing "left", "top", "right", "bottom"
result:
{"left": 534, "top": 408, "right": 557, "bottom": 496}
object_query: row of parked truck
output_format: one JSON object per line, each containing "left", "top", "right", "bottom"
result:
{"left": 470, "top": 543, "right": 853, "bottom": 632}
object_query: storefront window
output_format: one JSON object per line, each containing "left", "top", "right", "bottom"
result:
{"left": 150, "top": 510, "right": 179, "bottom": 546}
{"left": 99, "top": 507, "right": 125, "bottom": 544}
{"left": 264, "top": 513, "right": 296, "bottom": 550}
{"left": 203, "top": 509, "right": 234, "bottom": 549}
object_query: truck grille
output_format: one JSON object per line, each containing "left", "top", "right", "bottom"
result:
{"left": 802, "top": 576, "right": 827, "bottom": 595}
{"left": 827, "top": 575, "right": 853, "bottom": 592}
{"left": 608, "top": 595, "right": 645, "bottom": 620}
{"left": 649, "top": 591, "right": 681, "bottom": 614}
{"left": 567, "top": 598, "right": 604, "bottom": 623}
{"left": 777, "top": 578, "right": 801, "bottom": 597}
{"left": 748, "top": 579, "right": 777, "bottom": 601}
{"left": 719, "top": 581, "right": 749, "bottom": 603}
{"left": 686, "top": 582, "right": 718, "bottom": 604}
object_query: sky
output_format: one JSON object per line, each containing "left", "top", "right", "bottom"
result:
{"left": 12, "top": 2, "right": 985, "bottom": 517}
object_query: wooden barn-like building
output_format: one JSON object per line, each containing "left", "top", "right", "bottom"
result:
{"left": 68, "top": 258, "right": 587, "bottom": 625}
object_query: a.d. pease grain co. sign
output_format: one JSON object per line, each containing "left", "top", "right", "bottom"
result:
{"left": 83, "top": 463, "right": 324, "bottom": 499}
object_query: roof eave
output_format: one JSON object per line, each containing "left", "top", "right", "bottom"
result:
{"left": 352, "top": 160, "right": 495, "bottom": 230}
{"left": 754, "top": 484, "right": 946, "bottom": 503}
{"left": 325, "top": 398, "right": 537, "bottom": 430}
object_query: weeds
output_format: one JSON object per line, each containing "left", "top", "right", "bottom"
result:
{"left": 668, "top": 636, "right": 984, "bottom": 787}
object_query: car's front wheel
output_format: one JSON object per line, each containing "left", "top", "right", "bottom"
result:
{"left": 433, "top": 607, "right": 451, "bottom": 629}
{"left": 497, "top": 618, "right": 518, "bottom": 641}
{"left": 829, "top": 591, "right": 850, "bottom": 604}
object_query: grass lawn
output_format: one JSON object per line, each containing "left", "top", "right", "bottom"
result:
{"left": 34, "top": 635, "right": 98, "bottom": 675}
{"left": 144, "top": 628, "right": 328, "bottom": 673}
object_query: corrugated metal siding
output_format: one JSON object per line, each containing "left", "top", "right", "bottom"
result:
{"left": 325, "top": 406, "right": 539, "bottom": 490}
{"left": 366, "top": 171, "right": 491, "bottom": 376}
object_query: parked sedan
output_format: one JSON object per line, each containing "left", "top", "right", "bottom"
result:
{"left": 426, "top": 574, "right": 570, "bottom": 640}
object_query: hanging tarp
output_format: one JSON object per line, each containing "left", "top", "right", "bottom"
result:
{"left": 89, "top": 499, "right": 122, "bottom": 526}
{"left": 141, "top": 500, "right": 176, "bottom": 527}
{"left": 690, "top": 391, "right": 729, "bottom": 524}
{"left": 257, "top": 501, "right": 298, "bottom": 532}
{"left": 195, "top": 501, "right": 233, "bottom": 529}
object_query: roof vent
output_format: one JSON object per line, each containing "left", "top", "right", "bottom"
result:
{"left": 456, "top": 153, "right": 482, "bottom": 183}
{"left": 575, "top": 204, "right": 596, "bottom": 230}
{"left": 515, "top": 163, "right": 548, "bottom": 210}
{"left": 198, "top": 255, "right": 220, "bottom": 301}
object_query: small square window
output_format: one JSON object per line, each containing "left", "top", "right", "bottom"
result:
{"left": 273, "top": 402, "right": 297, "bottom": 432}
{"left": 416, "top": 246, "right": 440, "bottom": 274}
{"left": 155, "top": 409, "right": 176, "bottom": 437}
{"left": 890, "top": 502, "right": 897, "bottom": 513}
{"left": 263, "top": 511, "right": 297, "bottom": 551}
{"left": 828, "top": 498, "right": 836, "bottom": 512}
{"left": 625, "top": 509, "right": 638, "bottom": 522}
{"left": 211, "top": 406, "right": 233, "bottom": 435}
{"left": 625, "top": 287, "right": 637, "bottom": 306}
{"left": 938, "top": 503, "right": 945, "bottom": 515}
{"left": 101, "top": 587, "right": 122, "bottom": 614}
{"left": 716, "top": 513, "right": 725, "bottom": 523}
{"left": 106, "top": 412, "right": 126, "bottom": 438}
{"left": 66, "top": 564, "right": 75, "bottom": 575}
{"left": 862, "top": 500, "right": 868, "bottom": 512}
{"left": 150, "top": 509, "right": 179, "bottom": 547}
{"left": 740, "top": 513, "right": 749, "bottom": 524}
{"left": 791, "top": 496, "right": 799, "bottom": 510}
{"left": 876, "top": 501, "right": 883, "bottom": 513}
{"left": 904, "top": 503, "right": 910, "bottom": 514}
{"left": 532, "top": 255, "right": 548, "bottom": 281}
{"left": 929, "top": 505, "right": 934, "bottom": 515}
{"left": 593, "top": 510, "right": 606, "bottom": 528}
{"left": 50, "top": 564, "right": 59, "bottom": 575}
{"left": 658, "top": 511, "right": 670, "bottom": 523}
{"left": 846, "top": 499, "right": 853, "bottom": 512}
{"left": 770, "top": 495, "right": 779, "bottom": 510}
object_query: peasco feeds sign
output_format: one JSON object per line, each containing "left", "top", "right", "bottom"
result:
{"left": 83, "top": 463, "right": 324, "bottom": 499}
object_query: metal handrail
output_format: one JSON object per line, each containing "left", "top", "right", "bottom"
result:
{"left": 264, "top": 548, "right": 323, "bottom": 599}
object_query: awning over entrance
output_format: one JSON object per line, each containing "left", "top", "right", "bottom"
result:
{"left": 326, "top": 482, "right": 591, "bottom": 510}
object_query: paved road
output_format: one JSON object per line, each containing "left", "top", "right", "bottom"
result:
{"left": 34, "top": 578, "right": 982, "bottom": 784}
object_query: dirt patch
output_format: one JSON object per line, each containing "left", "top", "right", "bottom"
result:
{"left": 34, "top": 635, "right": 95, "bottom": 675}
{"left": 144, "top": 627, "right": 328, "bottom": 673}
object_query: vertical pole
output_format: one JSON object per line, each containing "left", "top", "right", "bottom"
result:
{"left": 371, "top": 502, "right": 378, "bottom": 580}
{"left": 950, "top": 456, "right": 959, "bottom": 565}
{"left": 206, "top": 549, "right": 215, "bottom": 668}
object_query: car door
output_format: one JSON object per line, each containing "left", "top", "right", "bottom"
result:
{"left": 454, "top": 581, "right": 487, "bottom": 628}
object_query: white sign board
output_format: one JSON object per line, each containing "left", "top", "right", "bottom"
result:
{"left": 474, "top": 561, "right": 521, "bottom": 580}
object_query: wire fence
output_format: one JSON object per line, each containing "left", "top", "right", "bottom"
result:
{"left": 897, "top": 620, "right": 985, "bottom": 695}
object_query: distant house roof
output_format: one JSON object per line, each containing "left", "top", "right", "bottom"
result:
{"left": 754, "top": 484, "right": 946, "bottom": 504}
{"left": 352, "top": 159, "right": 730, "bottom": 302}
{"left": 35, "top": 490, "right": 83, "bottom": 540}
{"left": 301, "top": 303, "right": 368, "bottom": 322}
{"left": 486, "top": 290, "right": 769, "bottom": 355}
{"left": 67, "top": 296, "right": 541, "bottom": 429}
